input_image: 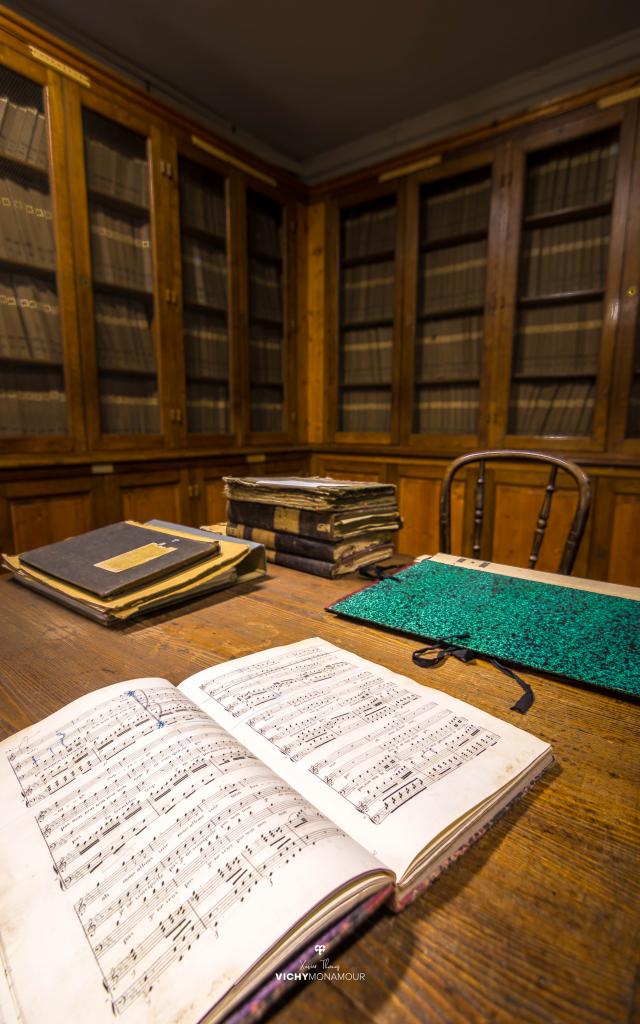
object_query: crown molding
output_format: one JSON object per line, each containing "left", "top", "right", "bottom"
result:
{"left": 301, "top": 27, "right": 640, "bottom": 185}
{"left": 2, "top": 0, "right": 301, "bottom": 176}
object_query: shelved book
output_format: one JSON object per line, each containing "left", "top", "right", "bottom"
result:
{"left": 0, "top": 638, "right": 552, "bottom": 1024}
{"left": 223, "top": 476, "right": 402, "bottom": 578}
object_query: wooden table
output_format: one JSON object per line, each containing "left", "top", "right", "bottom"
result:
{"left": 1, "top": 567, "right": 638, "bottom": 1024}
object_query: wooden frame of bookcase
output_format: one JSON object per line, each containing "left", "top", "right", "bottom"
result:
{"left": 325, "top": 178, "right": 407, "bottom": 446}
{"left": 0, "top": 43, "right": 86, "bottom": 455}
{"left": 62, "top": 80, "right": 173, "bottom": 453}
{"left": 489, "top": 103, "right": 637, "bottom": 455}
{"left": 399, "top": 145, "right": 503, "bottom": 453}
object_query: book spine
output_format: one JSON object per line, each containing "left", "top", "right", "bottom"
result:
{"left": 226, "top": 522, "right": 338, "bottom": 561}
{"left": 227, "top": 500, "right": 338, "bottom": 540}
{"left": 265, "top": 548, "right": 337, "bottom": 578}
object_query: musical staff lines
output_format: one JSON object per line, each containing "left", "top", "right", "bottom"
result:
{"left": 3, "top": 682, "right": 348, "bottom": 1016}
{"left": 197, "top": 643, "right": 499, "bottom": 824}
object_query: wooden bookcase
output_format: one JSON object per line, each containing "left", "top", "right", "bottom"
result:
{"left": 0, "top": 46, "right": 85, "bottom": 454}
{"left": 0, "top": 17, "right": 300, "bottom": 459}
{"left": 1, "top": 9, "right": 640, "bottom": 585}
{"left": 324, "top": 102, "right": 640, "bottom": 456}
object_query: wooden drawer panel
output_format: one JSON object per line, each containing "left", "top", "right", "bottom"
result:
{"left": 2, "top": 477, "right": 96, "bottom": 555}
{"left": 491, "top": 482, "right": 590, "bottom": 576}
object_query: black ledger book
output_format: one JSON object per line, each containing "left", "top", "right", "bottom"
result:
{"left": 18, "top": 521, "right": 220, "bottom": 598}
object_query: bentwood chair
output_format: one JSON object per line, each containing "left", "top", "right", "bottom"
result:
{"left": 439, "top": 450, "right": 591, "bottom": 575}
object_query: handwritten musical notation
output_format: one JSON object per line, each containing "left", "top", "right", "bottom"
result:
{"left": 196, "top": 642, "right": 499, "bottom": 825}
{"left": 4, "top": 683, "right": 347, "bottom": 1015}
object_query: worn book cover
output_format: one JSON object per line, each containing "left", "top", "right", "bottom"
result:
{"left": 226, "top": 521, "right": 394, "bottom": 563}
{"left": 227, "top": 499, "right": 402, "bottom": 541}
{"left": 223, "top": 475, "right": 398, "bottom": 511}
{"left": 19, "top": 520, "right": 219, "bottom": 598}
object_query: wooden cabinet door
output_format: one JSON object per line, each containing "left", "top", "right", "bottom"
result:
{"left": 328, "top": 182, "right": 404, "bottom": 445}
{"left": 0, "top": 475, "right": 96, "bottom": 554}
{"left": 109, "top": 467, "right": 191, "bottom": 526}
{"left": 62, "top": 80, "right": 174, "bottom": 451}
{"left": 0, "top": 45, "right": 85, "bottom": 454}
{"left": 489, "top": 104, "right": 637, "bottom": 453}
{"left": 401, "top": 148, "right": 501, "bottom": 453}
{"left": 589, "top": 476, "right": 640, "bottom": 585}
{"left": 240, "top": 180, "right": 298, "bottom": 444}
{"left": 163, "top": 133, "right": 239, "bottom": 448}
{"left": 476, "top": 464, "right": 592, "bottom": 576}
{"left": 394, "top": 462, "right": 466, "bottom": 558}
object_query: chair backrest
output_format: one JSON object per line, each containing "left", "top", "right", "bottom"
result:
{"left": 439, "top": 450, "right": 591, "bottom": 575}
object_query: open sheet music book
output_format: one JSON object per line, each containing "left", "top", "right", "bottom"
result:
{"left": 0, "top": 639, "right": 552, "bottom": 1024}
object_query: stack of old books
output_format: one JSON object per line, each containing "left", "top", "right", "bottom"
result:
{"left": 2, "top": 519, "right": 266, "bottom": 625}
{"left": 222, "top": 476, "right": 402, "bottom": 578}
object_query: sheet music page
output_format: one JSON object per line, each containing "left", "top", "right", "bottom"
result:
{"left": 180, "top": 639, "right": 551, "bottom": 881}
{"left": 0, "top": 678, "right": 387, "bottom": 1024}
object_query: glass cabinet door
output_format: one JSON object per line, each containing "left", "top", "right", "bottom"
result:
{"left": 81, "top": 107, "right": 160, "bottom": 437}
{"left": 412, "top": 168, "right": 491, "bottom": 436}
{"left": 507, "top": 128, "right": 619, "bottom": 438}
{"left": 337, "top": 195, "right": 396, "bottom": 434}
{"left": 178, "top": 157, "right": 230, "bottom": 436}
{"left": 246, "top": 189, "right": 285, "bottom": 434}
{"left": 0, "top": 61, "right": 69, "bottom": 442}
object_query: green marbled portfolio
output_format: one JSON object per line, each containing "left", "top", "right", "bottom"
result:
{"left": 328, "top": 557, "right": 640, "bottom": 698}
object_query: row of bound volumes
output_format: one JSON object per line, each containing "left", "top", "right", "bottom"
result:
{"left": 90, "top": 204, "right": 152, "bottom": 292}
{"left": 341, "top": 261, "right": 394, "bottom": 323}
{"left": 248, "top": 260, "right": 282, "bottom": 322}
{"left": 250, "top": 385, "right": 283, "bottom": 432}
{"left": 339, "top": 387, "right": 391, "bottom": 433}
{"left": 249, "top": 328, "right": 282, "bottom": 387}
{"left": 509, "top": 379, "right": 595, "bottom": 435}
{"left": 0, "top": 366, "right": 67, "bottom": 435}
{"left": 84, "top": 111, "right": 149, "bottom": 209}
{"left": 519, "top": 216, "right": 610, "bottom": 297}
{"left": 94, "top": 295, "right": 155, "bottom": 375}
{"left": 0, "top": 99, "right": 47, "bottom": 170}
{"left": 0, "top": 274, "right": 60, "bottom": 363}
{"left": 342, "top": 201, "right": 396, "bottom": 260}
{"left": 99, "top": 376, "right": 160, "bottom": 434}
{"left": 0, "top": 175, "right": 55, "bottom": 267}
{"left": 414, "top": 314, "right": 482, "bottom": 383}
{"left": 418, "top": 239, "right": 487, "bottom": 315}
{"left": 180, "top": 161, "right": 226, "bottom": 239}
{"left": 413, "top": 382, "right": 479, "bottom": 434}
{"left": 186, "top": 381, "right": 229, "bottom": 434}
{"left": 85, "top": 137, "right": 148, "bottom": 209}
{"left": 184, "top": 315, "right": 228, "bottom": 380}
{"left": 341, "top": 325, "right": 393, "bottom": 386}
{"left": 182, "top": 239, "right": 227, "bottom": 309}
{"left": 247, "top": 202, "right": 282, "bottom": 259}
{"left": 512, "top": 301, "right": 602, "bottom": 378}
{"left": 525, "top": 133, "right": 618, "bottom": 217}
{"left": 420, "top": 176, "right": 491, "bottom": 244}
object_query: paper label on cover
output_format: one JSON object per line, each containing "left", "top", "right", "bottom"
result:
{"left": 94, "top": 542, "right": 176, "bottom": 572}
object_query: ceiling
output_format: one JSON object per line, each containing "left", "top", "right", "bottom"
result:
{"left": 6, "top": 0, "right": 640, "bottom": 175}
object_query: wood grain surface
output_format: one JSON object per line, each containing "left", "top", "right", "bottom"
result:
{"left": 0, "top": 566, "right": 638, "bottom": 1024}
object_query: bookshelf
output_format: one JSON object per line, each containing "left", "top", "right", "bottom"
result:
{"left": 0, "top": 63, "right": 68, "bottom": 439}
{"left": 178, "top": 157, "right": 230, "bottom": 435}
{"left": 337, "top": 195, "right": 397, "bottom": 433}
{"left": 82, "top": 109, "right": 160, "bottom": 436}
{"left": 507, "top": 128, "right": 619, "bottom": 438}
{"left": 412, "top": 167, "right": 491, "bottom": 435}
{"left": 246, "top": 189, "right": 285, "bottom": 433}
